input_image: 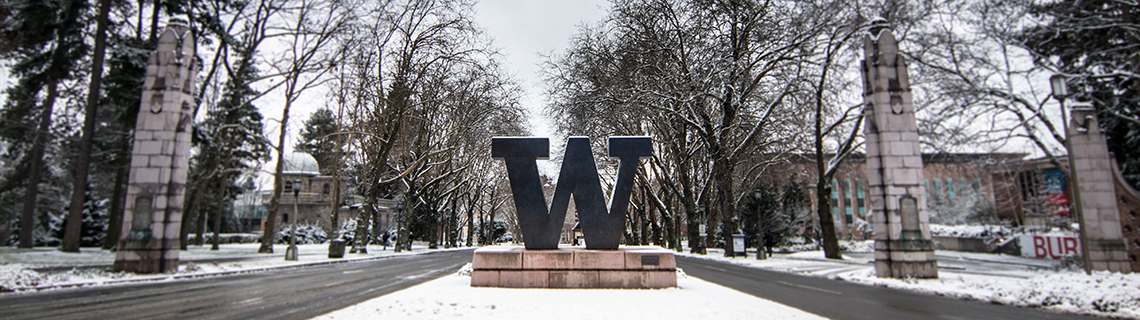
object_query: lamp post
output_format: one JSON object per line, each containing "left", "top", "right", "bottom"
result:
{"left": 754, "top": 189, "right": 765, "bottom": 260}
{"left": 285, "top": 179, "right": 301, "bottom": 261}
{"left": 1051, "top": 74, "right": 1092, "bottom": 275}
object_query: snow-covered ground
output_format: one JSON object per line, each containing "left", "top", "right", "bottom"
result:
{"left": 678, "top": 244, "right": 1140, "bottom": 319}
{"left": 0, "top": 243, "right": 468, "bottom": 292}
{"left": 314, "top": 264, "right": 826, "bottom": 320}
{"left": 4, "top": 240, "right": 1138, "bottom": 319}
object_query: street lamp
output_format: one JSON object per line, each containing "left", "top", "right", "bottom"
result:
{"left": 754, "top": 189, "right": 765, "bottom": 260}
{"left": 1051, "top": 74, "right": 1091, "bottom": 275}
{"left": 394, "top": 195, "right": 405, "bottom": 253}
{"left": 285, "top": 179, "right": 302, "bottom": 261}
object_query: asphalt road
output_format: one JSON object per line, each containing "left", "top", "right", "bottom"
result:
{"left": 0, "top": 249, "right": 474, "bottom": 320}
{"left": 677, "top": 255, "right": 1102, "bottom": 320}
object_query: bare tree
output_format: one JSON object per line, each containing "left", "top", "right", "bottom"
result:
{"left": 259, "top": 0, "right": 355, "bottom": 253}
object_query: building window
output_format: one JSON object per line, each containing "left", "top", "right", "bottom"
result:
{"left": 830, "top": 179, "right": 840, "bottom": 218}
{"left": 323, "top": 183, "right": 331, "bottom": 195}
{"left": 856, "top": 180, "right": 865, "bottom": 219}
{"left": 932, "top": 179, "right": 942, "bottom": 205}
{"left": 924, "top": 179, "right": 930, "bottom": 203}
{"left": 947, "top": 179, "right": 956, "bottom": 203}
{"left": 844, "top": 179, "right": 854, "bottom": 226}
{"left": 972, "top": 179, "right": 981, "bottom": 194}
{"left": 284, "top": 180, "right": 293, "bottom": 193}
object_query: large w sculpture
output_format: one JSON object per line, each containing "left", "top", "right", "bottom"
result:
{"left": 492, "top": 136, "right": 650, "bottom": 250}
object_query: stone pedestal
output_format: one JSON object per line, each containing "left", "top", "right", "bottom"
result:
{"left": 113, "top": 19, "right": 196, "bottom": 274}
{"left": 328, "top": 240, "right": 346, "bottom": 258}
{"left": 471, "top": 246, "right": 676, "bottom": 289}
{"left": 861, "top": 22, "right": 938, "bottom": 279}
{"left": 1068, "top": 106, "right": 1132, "bottom": 273}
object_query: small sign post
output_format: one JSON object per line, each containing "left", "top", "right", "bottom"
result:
{"left": 732, "top": 234, "right": 745, "bottom": 257}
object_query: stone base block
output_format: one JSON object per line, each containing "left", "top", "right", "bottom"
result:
{"left": 471, "top": 246, "right": 677, "bottom": 289}
{"left": 472, "top": 270, "right": 676, "bottom": 289}
{"left": 874, "top": 260, "right": 938, "bottom": 279}
{"left": 1087, "top": 239, "right": 1132, "bottom": 273}
{"left": 112, "top": 256, "right": 178, "bottom": 274}
{"left": 114, "top": 243, "right": 180, "bottom": 274}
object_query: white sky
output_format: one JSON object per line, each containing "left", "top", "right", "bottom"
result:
{"left": 471, "top": 0, "right": 610, "bottom": 138}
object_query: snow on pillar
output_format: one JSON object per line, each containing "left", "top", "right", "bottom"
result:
{"left": 113, "top": 18, "right": 196, "bottom": 274}
{"left": 861, "top": 20, "right": 938, "bottom": 279}
{"left": 1068, "top": 105, "right": 1132, "bottom": 273}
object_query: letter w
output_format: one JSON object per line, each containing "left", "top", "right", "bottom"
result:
{"left": 492, "top": 136, "right": 651, "bottom": 250}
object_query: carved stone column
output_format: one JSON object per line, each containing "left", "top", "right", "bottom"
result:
{"left": 861, "top": 21, "right": 938, "bottom": 278}
{"left": 1068, "top": 105, "right": 1132, "bottom": 273}
{"left": 113, "top": 18, "right": 197, "bottom": 274}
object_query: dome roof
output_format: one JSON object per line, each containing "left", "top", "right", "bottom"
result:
{"left": 281, "top": 152, "right": 320, "bottom": 175}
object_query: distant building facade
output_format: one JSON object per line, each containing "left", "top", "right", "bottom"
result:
{"left": 242, "top": 152, "right": 371, "bottom": 233}
{"left": 765, "top": 153, "right": 1025, "bottom": 240}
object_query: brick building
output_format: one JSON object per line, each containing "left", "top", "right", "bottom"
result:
{"left": 766, "top": 153, "right": 1025, "bottom": 239}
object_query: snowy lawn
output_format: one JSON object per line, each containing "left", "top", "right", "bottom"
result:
{"left": 0, "top": 242, "right": 471, "bottom": 292}
{"left": 314, "top": 264, "right": 826, "bottom": 320}
{"left": 678, "top": 244, "right": 1140, "bottom": 319}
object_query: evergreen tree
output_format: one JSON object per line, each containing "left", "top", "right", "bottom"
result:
{"left": 67, "top": 183, "right": 107, "bottom": 247}
{"left": 96, "top": 35, "right": 151, "bottom": 249}
{"left": 0, "top": 0, "right": 91, "bottom": 248}
{"left": 742, "top": 184, "right": 789, "bottom": 259}
{"left": 782, "top": 175, "right": 814, "bottom": 243}
{"left": 184, "top": 46, "right": 269, "bottom": 249}
{"left": 296, "top": 108, "right": 339, "bottom": 175}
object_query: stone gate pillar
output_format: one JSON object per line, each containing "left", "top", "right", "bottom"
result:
{"left": 861, "top": 21, "right": 938, "bottom": 278}
{"left": 1068, "top": 105, "right": 1132, "bottom": 273}
{"left": 113, "top": 18, "right": 197, "bottom": 274}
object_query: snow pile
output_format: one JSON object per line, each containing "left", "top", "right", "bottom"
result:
{"left": 276, "top": 224, "right": 328, "bottom": 244}
{"left": 929, "top": 224, "right": 1014, "bottom": 238}
{"left": 0, "top": 264, "right": 47, "bottom": 292}
{"left": 834, "top": 270, "right": 1140, "bottom": 319}
{"left": 771, "top": 239, "right": 872, "bottom": 253}
{"left": 315, "top": 271, "right": 826, "bottom": 320}
{"left": 187, "top": 233, "right": 261, "bottom": 244}
{"left": 839, "top": 240, "right": 874, "bottom": 253}
{"left": 929, "top": 224, "right": 1077, "bottom": 239}
{"left": 0, "top": 264, "right": 134, "bottom": 292}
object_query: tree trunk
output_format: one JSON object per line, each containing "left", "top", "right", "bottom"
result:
{"left": 211, "top": 181, "right": 223, "bottom": 250}
{"left": 714, "top": 155, "right": 736, "bottom": 257}
{"left": 61, "top": 0, "right": 113, "bottom": 252}
{"left": 465, "top": 193, "right": 475, "bottom": 247}
{"left": 195, "top": 201, "right": 207, "bottom": 246}
{"left": 148, "top": 0, "right": 160, "bottom": 42}
{"left": 328, "top": 117, "right": 344, "bottom": 238}
{"left": 815, "top": 181, "right": 842, "bottom": 259}
{"left": 18, "top": 82, "right": 59, "bottom": 248}
{"left": 103, "top": 151, "right": 130, "bottom": 250}
{"left": 259, "top": 95, "right": 296, "bottom": 254}
{"left": 180, "top": 185, "right": 200, "bottom": 250}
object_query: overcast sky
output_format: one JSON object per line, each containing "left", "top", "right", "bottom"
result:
{"left": 471, "top": 0, "right": 610, "bottom": 138}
